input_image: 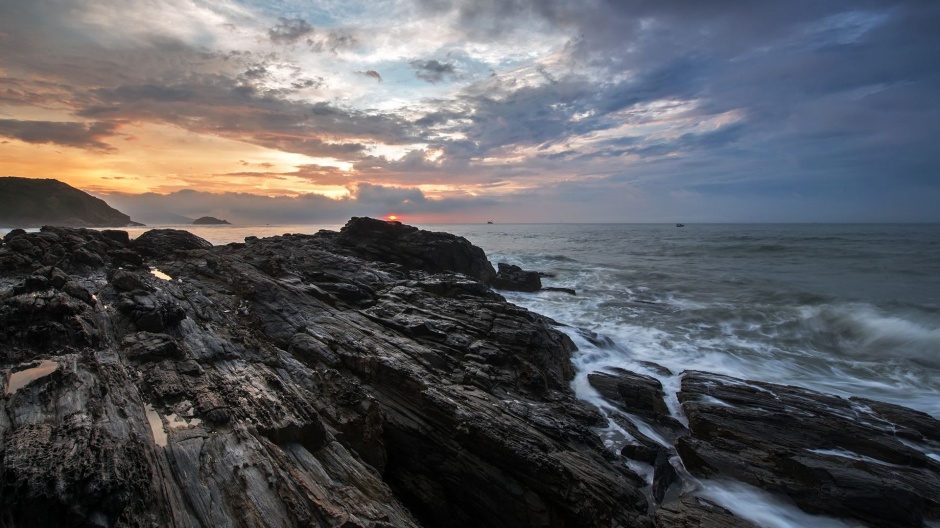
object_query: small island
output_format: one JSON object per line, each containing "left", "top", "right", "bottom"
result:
{"left": 192, "top": 216, "right": 231, "bottom": 225}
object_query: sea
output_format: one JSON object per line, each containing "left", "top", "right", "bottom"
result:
{"left": 5, "top": 222, "right": 939, "bottom": 526}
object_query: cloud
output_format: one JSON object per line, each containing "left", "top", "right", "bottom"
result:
{"left": 97, "top": 183, "right": 494, "bottom": 224}
{"left": 309, "top": 31, "right": 358, "bottom": 54}
{"left": 1, "top": 0, "right": 938, "bottom": 221}
{"left": 268, "top": 17, "right": 314, "bottom": 44}
{"left": 410, "top": 59, "right": 459, "bottom": 84}
{"left": 0, "top": 119, "right": 119, "bottom": 151}
{"left": 357, "top": 70, "right": 383, "bottom": 82}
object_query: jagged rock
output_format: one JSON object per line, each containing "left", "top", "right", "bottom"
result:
{"left": 491, "top": 262, "right": 542, "bottom": 292}
{"left": 588, "top": 368, "right": 685, "bottom": 434}
{"left": 109, "top": 269, "right": 150, "bottom": 292}
{"left": 0, "top": 220, "right": 652, "bottom": 528}
{"left": 676, "top": 371, "right": 940, "bottom": 527}
{"left": 122, "top": 332, "right": 184, "bottom": 362}
{"left": 333, "top": 217, "right": 497, "bottom": 284}
{"left": 655, "top": 496, "right": 760, "bottom": 528}
{"left": 131, "top": 229, "right": 212, "bottom": 257}
{"left": 0, "top": 225, "right": 135, "bottom": 273}
{"left": 7, "top": 219, "right": 937, "bottom": 528}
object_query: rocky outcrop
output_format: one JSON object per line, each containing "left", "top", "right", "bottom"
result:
{"left": 587, "top": 363, "right": 940, "bottom": 527}
{"left": 491, "top": 263, "right": 541, "bottom": 292}
{"left": 0, "top": 176, "right": 143, "bottom": 228}
{"left": 132, "top": 228, "right": 213, "bottom": 257}
{"left": 4, "top": 218, "right": 939, "bottom": 528}
{"left": 0, "top": 218, "right": 650, "bottom": 528}
{"left": 330, "top": 217, "right": 497, "bottom": 285}
{"left": 676, "top": 371, "right": 940, "bottom": 527}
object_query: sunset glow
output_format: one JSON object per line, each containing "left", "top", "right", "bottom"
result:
{"left": 0, "top": 1, "right": 937, "bottom": 223}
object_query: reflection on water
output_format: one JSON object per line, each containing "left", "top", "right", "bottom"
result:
{"left": 5, "top": 360, "right": 58, "bottom": 395}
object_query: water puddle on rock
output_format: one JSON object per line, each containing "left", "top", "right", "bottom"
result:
{"left": 150, "top": 268, "right": 172, "bottom": 281}
{"left": 146, "top": 404, "right": 203, "bottom": 447}
{"left": 145, "top": 404, "right": 168, "bottom": 447}
{"left": 166, "top": 413, "right": 202, "bottom": 429}
{"left": 5, "top": 360, "right": 58, "bottom": 395}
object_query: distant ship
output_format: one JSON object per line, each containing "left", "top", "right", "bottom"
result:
{"left": 676, "top": 223, "right": 685, "bottom": 227}
{"left": 487, "top": 221, "right": 494, "bottom": 224}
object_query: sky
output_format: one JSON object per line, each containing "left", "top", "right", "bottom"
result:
{"left": 1, "top": 0, "right": 938, "bottom": 224}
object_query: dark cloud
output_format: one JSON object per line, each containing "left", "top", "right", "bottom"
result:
{"left": 1, "top": 0, "right": 938, "bottom": 221}
{"left": 76, "top": 78, "right": 419, "bottom": 157}
{"left": 0, "top": 119, "right": 119, "bottom": 151}
{"left": 309, "top": 31, "right": 358, "bottom": 54}
{"left": 268, "top": 17, "right": 314, "bottom": 44}
{"left": 410, "top": 59, "right": 459, "bottom": 84}
{"left": 357, "top": 70, "right": 383, "bottom": 82}
{"left": 215, "top": 164, "right": 353, "bottom": 186}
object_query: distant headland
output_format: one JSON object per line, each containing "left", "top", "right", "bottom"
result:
{"left": 0, "top": 176, "right": 143, "bottom": 228}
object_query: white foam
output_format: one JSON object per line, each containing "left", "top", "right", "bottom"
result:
{"left": 697, "top": 480, "right": 859, "bottom": 528}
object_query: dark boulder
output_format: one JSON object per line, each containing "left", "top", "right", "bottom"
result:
{"left": 491, "top": 262, "right": 542, "bottom": 292}
{"left": 131, "top": 229, "right": 212, "bottom": 257}
{"left": 588, "top": 368, "right": 684, "bottom": 433}
{"left": 334, "top": 217, "right": 497, "bottom": 283}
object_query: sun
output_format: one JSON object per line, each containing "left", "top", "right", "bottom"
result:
{"left": 386, "top": 215, "right": 399, "bottom": 221}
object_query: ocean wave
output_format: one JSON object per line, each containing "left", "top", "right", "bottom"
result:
{"left": 795, "top": 304, "right": 940, "bottom": 366}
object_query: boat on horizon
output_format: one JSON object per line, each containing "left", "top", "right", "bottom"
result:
{"left": 676, "top": 223, "right": 685, "bottom": 227}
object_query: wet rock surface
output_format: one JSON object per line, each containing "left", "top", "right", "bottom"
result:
{"left": 491, "top": 262, "right": 542, "bottom": 292}
{"left": 586, "top": 364, "right": 940, "bottom": 527}
{"left": 676, "top": 371, "right": 940, "bottom": 527}
{"left": 0, "top": 218, "right": 649, "bottom": 528}
{"left": 3, "top": 218, "right": 938, "bottom": 528}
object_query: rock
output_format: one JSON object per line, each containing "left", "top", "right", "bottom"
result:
{"left": 122, "top": 332, "right": 184, "bottom": 362}
{"left": 3, "top": 228, "right": 27, "bottom": 243}
{"left": 542, "top": 286, "right": 576, "bottom": 295}
{"left": 491, "top": 262, "right": 541, "bottom": 292}
{"left": 676, "top": 371, "right": 940, "bottom": 527}
{"left": 0, "top": 221, "right": 652, "bottom": 528}
{"left": 333, "top": 217, "right": 497, "bottom": 284}
{"left": 655, "top": 496, "right": 760, "bottom": 528}
{"left": 131, "top": 229, "right": 212, "bottom": 257}
{"left": 109, "top": 269, "right": 150, "bottom": 292}
{"left": 8, "top": 221, "right": 937, "bottom": 528}
{"left": 588, "top": 368, "right": 684, "bottom": 433}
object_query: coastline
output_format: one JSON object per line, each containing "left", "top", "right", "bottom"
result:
{"left": 1, "top": 220, "right": 938, "bottom": 527}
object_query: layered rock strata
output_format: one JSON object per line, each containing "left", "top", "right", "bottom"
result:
{"left": 2, "top": 218, "right": 938, "bottom": 528}
{"left": 0, "top": 219, "right": 648, "bottom": 527}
